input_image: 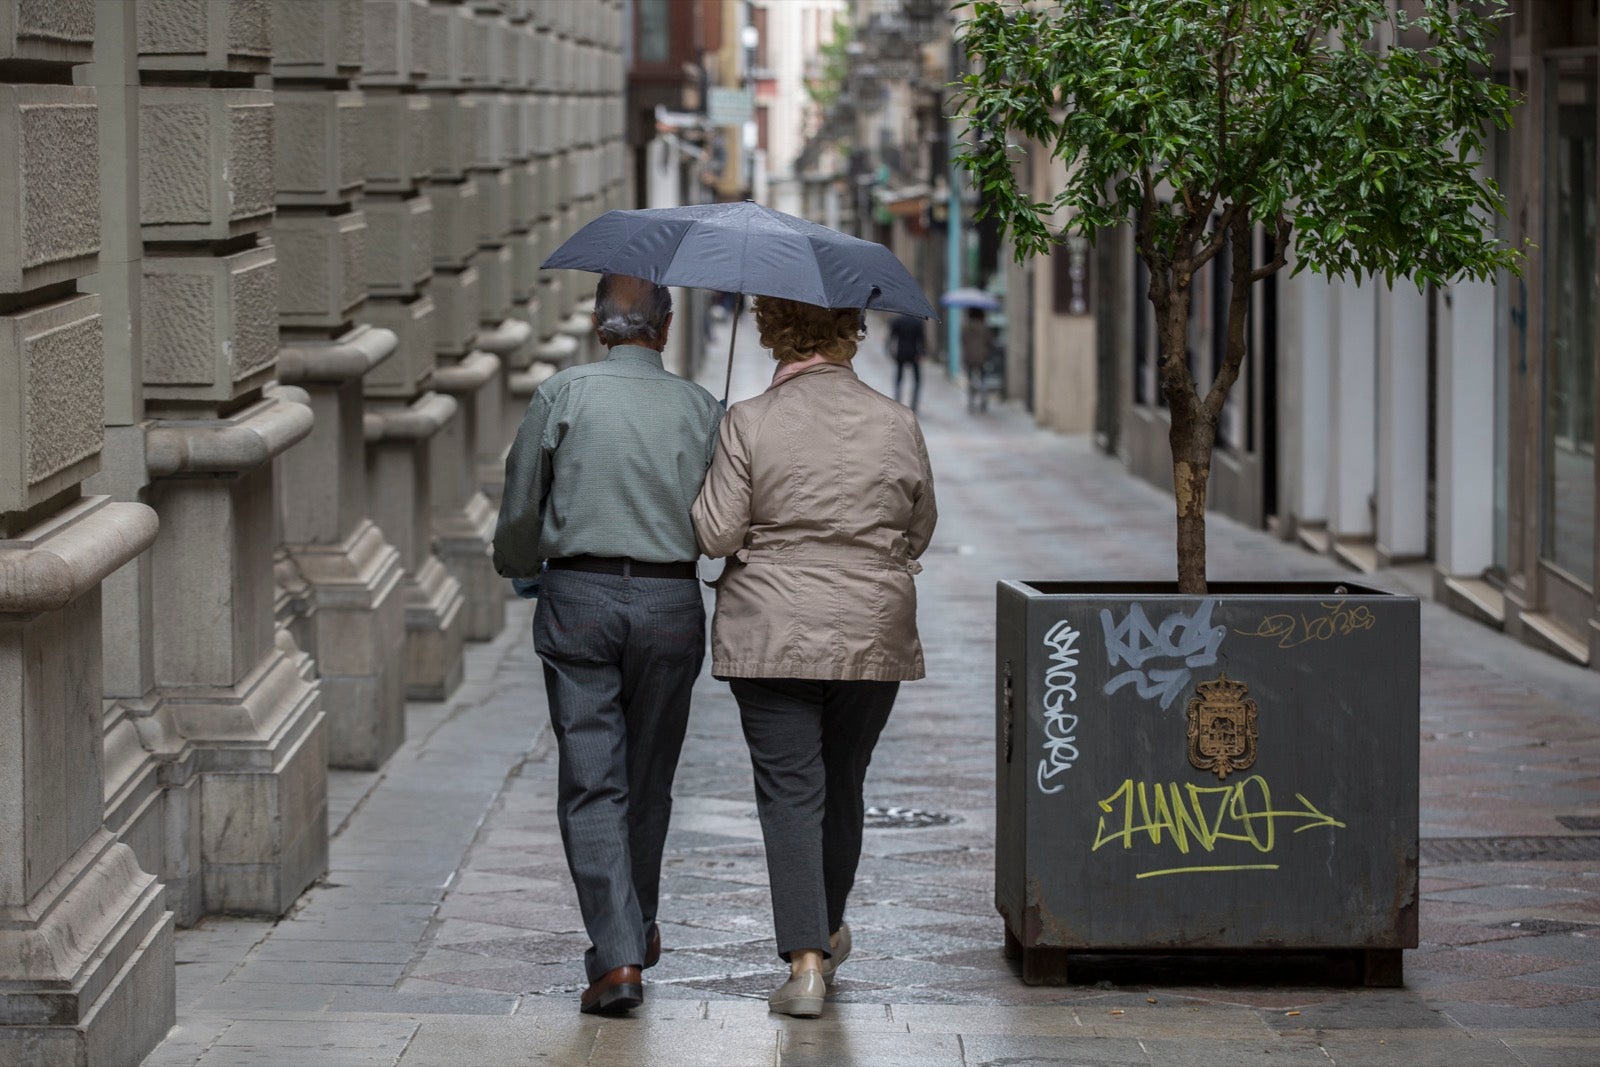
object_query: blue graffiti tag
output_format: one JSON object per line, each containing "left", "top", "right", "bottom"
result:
{"left": 1099, "top": 599, "right": 1226, "bottom": 711}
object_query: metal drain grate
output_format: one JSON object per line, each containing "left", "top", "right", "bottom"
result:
{"left": 864, "top": 806, "right": 957, "bottom": 829}
{"left": 1422, "top": 836, "right": 1600, "bottom": 864}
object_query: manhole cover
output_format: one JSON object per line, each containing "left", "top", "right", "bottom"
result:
{"left": 1496, "top": 919, "right": 1598, "bottom": 936}
{"left": 863, "top": 806, "right": 957, "bottom": 829}
{"left": 1557, "top": 815, "right": 1600, "bottom": 831}
{"left": 1422, "top": 836, "right": 1600, "bottom": 864}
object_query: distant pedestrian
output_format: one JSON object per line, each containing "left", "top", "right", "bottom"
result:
{"left": 693, "top": 296, "right": 938, "bottom": 1020}
{"left": 887, "top": 312, "right": 926, "bottom": 411}
{"left": 493, "top": 273, "right": 722, "bottom": 1016}
{"left": 961, "top": 307, "right": 993, "bottom": 414}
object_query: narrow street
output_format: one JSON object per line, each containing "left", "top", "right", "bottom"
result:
{"left": 145, "top": 316, "right": 1600, "bottom": 1067}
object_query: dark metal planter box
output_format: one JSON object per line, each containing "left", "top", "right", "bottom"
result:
{"left": 996, "top": 580, "right": 1419, "bottom": 986}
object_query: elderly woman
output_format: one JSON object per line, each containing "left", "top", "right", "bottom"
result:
{"left": 692, "top": 297, "right": 937, "bottom": 1018}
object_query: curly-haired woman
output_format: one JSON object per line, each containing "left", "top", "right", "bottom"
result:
{"left": 691, "top": 297, "right": 938, "bottom": 1017}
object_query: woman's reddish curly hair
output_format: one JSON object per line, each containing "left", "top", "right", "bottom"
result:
{"left": 752, "top": 296, "right": 862, "bottom": 365}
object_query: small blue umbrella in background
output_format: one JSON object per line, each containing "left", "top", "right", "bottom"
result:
{"left": 941, "top": 287, "right": 1001, "bottom": 310}
{"left": 543, "top": 200, "right": 937, "bottom": 403}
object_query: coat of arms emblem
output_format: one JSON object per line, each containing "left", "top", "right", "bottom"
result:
{"left": 1186, "top": 673, "right": 1258, "bottom": 780}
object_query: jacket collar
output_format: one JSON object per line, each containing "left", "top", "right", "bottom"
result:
{"left": 768, "top": 359, "right": 856, "bottom": 391}
{"left": 605, "top": 343, "right": 665, "bottom": 368}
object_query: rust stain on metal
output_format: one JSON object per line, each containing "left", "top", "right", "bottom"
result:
{"left": 1186, "top": 673, "right": 1258, "bottom": 780}
{"left": 1024, "top": 873, "right": 1076, "bottom": 946}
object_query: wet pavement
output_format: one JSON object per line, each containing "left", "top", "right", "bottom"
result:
{"left": 144, "top": 316, "right": 1600, "bottom": 1066}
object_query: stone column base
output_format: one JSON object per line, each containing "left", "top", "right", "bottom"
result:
{"left": 285, "top": 520, "right": 407, "bottom": 770}
{"left": 104, "top": 697, "right": 205, "bottom": 928}
{"left": 164, "top": 647, "right": 329, "bottom": 915}
{"left": 435, "top": 490, "right": 502, "bottom": 642}
{"left": 404, "top": 555, "right": 467, "bottom": 701}
{"left": 0, "top": 831, "right": 175, "bottom": 1067}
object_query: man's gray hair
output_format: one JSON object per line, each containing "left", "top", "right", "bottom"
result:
{"left": 594, "top": 274, "right": 672, "bottom": 346}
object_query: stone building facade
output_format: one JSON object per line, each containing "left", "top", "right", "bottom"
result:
{"left": 0, "top": 1, "right": 628, "bottom": 1061}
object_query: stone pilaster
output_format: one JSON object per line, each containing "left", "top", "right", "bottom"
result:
{"left": 362, "top": 0, "right": 468, "bottom": 697}
{"left": 132, "top": 0, "right": 329, "bottom": 917}
{"left": 271, "top": 0, "right": 408, "bottom": 770}
{"left": 0, "top": 2, "right": 175, "bottom": 1061}
{"left": 416, "top": 0, "right": 502, "bottom": 644}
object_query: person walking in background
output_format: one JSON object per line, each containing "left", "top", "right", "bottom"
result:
{"left": 887, "top": 311, "right": 927, "bottom": 411}
{"left": 492, "top": 274, "right": 722, "bottom": 1016}
{"left": 692, "top": 296, "right": 938, "bottom": 1019}
{"left": 961, "top": 307, "right": 993, "bottom": 414}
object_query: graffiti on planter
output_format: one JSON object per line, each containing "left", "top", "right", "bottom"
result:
{"left": 1090, "top": 774, "right": 1346, "bottom": 879}
{"left": 1234, "top": 599, "right": 1376, "bottom": 649}
{"left": 1037, "top": 620, "right": 1081, "bottom": 794}
{"left": 1099, "top": 599, "right": 1226, "bottom": 710}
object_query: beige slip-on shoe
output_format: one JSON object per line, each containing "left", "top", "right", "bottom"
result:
{"left": 768, "top": 968, "right": 825, "bottom": 1018}
{"left": 822, "top": 923, "right": 852, "bottom": 984}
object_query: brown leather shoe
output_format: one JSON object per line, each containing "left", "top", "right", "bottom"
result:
{"left": 580, "top": 965, "right": 642, "bottom": 1015}
{"left": 644, "top": 925, "right": 661, "bottom": 970}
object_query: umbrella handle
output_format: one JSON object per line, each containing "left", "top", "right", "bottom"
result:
{"left": 722, "top": 293, "right": 743, "bottom": 406}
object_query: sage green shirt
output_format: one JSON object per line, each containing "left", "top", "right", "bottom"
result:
{"left": 492, "top": 344, "right": 723, "bottom": 578}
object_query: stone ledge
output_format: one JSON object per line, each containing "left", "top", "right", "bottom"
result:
{"left": 533, "top": 333, "right": 577, "bottom": 365}
{"left": 0, "top": 497, "right": 159, "bottom": 617}
{"left": 146, "top": 396, "right": 315, "bottom": 479}
{"left": 364, "top": 392, "right": 458, "bottom": 443}
{"left": 509, "top": 362, "right": 556, "bottom": 398}
{"left": 475, "top": 317, "right": 531, "bottom": 358}
{"left": 431, "top": 351, "right": 500, "bottom": 394}
{"left": 277, "top": 325, "right": 399, "bottom": 385}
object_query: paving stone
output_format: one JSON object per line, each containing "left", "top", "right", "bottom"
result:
{"left": 777, "top": 1028, "right": 963, "bottom": 1066}
{"left": 958, "top": 1032, "right": 1149, "bottom": 1066}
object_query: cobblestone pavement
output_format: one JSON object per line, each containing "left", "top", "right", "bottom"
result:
{"left": 145, "top": 317, "right": 1600, "bottom": 1066}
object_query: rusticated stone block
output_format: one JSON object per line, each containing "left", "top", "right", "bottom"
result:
{"left": 509, "top": 158, "right": 538, "bottom": 230}
{"left": 361, "top": 0, "right": 429, "bottom": 87}
{"left": 0, "top": 0, "right": 93, "bottom": 63}
{"left": 471, "top": 92, "right": 510, "bottom": 170}
{"left": 274, "top": 211, "right": 366, "bottom": 329}
{"left": 476, "top": 246, "right": 511, "bottom": 323}
{"left": 428, "top": 267, "right": 480, "bottom": 357}
{"left": 137, "top": 0, "right": 271, "bottom": 74}
{"left": 0, "top": 293, "right": 103, "bottom": 514}
{"left": 426, "top": 2, "right": 474, "bottom": 89}
{"left": 475, "top": 167, "right": 511, "bottom": 245}
{"left": 364, "top": 195, "right": 433, "bottom": 298}
{"left": 363, "top": 295, "right": 435, "bottom": 398}
{"left": 430, "top": 177, "right": 479, "bottom": 270}
{"left": 143, "top": 246, "right": 277, "bottom": 402}
{"left": 271, "top": 0, "right": 360, "bottom": 79}
{"left": 275, "top": 89, "right": 363, "bottom": 208}
{"left": 361, "top": 91, "right": 429, "bottom": 194}
{"left": 139, "top": 87, "right": 273, "bottom": 241}
{"left": 0, "top": 85, "right": 99, "bottom": 293}
{"left": 427, "top": 92, "right": 478, "bottom": 181}
{"left": 508, "top": 228, "right": 538, "bottom": 303}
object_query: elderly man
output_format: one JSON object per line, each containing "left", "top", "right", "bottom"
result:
{"left": 493, "top": 274, "right": 722, "bottom": 1015}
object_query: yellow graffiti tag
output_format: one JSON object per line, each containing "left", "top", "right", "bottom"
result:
{"left": 1234, "top": 599, "right": 1376, "bottom": 649}
{"left": 1091, "top": 775, "right": 1346, "bottom": 864}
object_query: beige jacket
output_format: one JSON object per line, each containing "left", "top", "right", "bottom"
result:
{"left": 692, "top": 361, "right": 937, "bottom": 681}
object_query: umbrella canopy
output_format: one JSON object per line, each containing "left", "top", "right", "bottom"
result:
{"left": 541, "top": 201, "right": 938, "bottom": 320}
{"left": 941, "top": 287, "right": 1001, "bottom": 310}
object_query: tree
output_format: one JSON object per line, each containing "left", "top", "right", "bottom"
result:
{"left": 956, "top": 0, "right": 1519, "bottom": 593}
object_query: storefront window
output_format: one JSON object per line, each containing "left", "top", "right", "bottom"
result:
{"left": 1542, "top": 57, "right": 1598, "bottom": 587}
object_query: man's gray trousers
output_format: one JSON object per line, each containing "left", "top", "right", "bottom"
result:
{"left": 533, "top": 568, "right": 706, "bottom": 983}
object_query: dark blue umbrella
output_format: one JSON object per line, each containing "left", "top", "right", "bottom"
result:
{"left": 542, "top": 201, "right": 937, "bottom": 319}
{"left": 542, "top": 202, "right": 936, "bottom": 401}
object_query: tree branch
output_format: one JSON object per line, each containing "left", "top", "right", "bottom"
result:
{"left": 1202, "top": 211, "right": 1256, "bottom": 423}
{"left": 1249, "top": 212, "right": 1293, "bottom": 282}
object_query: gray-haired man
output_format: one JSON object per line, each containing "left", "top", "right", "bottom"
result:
{"left": 493, "top": 274, "right": 722, "bottom": 1014}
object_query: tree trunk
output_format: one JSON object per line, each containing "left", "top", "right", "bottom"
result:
{"left": 1155, "top": 281, "right": 1210, "bottom": 594}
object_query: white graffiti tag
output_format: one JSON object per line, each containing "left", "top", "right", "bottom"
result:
{"left": 1099, "top": 599, "right": 1226, "bottom": 710}
{"left": 1037, "top": 620, "right": 1081, "bottom": 794}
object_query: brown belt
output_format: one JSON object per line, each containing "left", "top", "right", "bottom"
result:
{"left": 546, "top": 556, "right": 698, "bottom": 580}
